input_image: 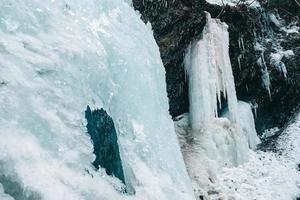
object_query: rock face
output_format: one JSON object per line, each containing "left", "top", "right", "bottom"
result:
{"left": 133, "top": 0, "right": 300, "bottom": 133}
{"left": 85, "top": 106, "right": 125, "bottom": 184}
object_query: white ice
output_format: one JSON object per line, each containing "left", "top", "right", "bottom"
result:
{"left": 182, "top": 13, "right": 256, "bottom": 199}
{"left": 0, "top": 0, "right": 194, "bottom": 199}
{"left": 184, "top": 12, "right": 239, "bottom": 130}
{"left": 222, "top": 101, "right": 261, "bottom": 149}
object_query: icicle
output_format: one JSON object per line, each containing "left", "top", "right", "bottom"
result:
{"left": 238, "top": 35, "right": 245, "bottom": 52}
{"left": 241, "top": 36, "right": 245, "bottom": 51}
{"left": 237, "top": 54, "right": 242, "bottom": 70}
{"left": 257, "top": 52, "right": 272, "bottom": 99}
{"left": 250, "top": 101, "right": 258, "bottom": 118}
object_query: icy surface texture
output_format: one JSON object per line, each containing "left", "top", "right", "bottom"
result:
{"left": 222, "top": 101, "right": 261, "bottom": 149}
{"left": 182, "top": 14, "right": 260, "bottom": 198}
{"left": 218, "top": 113, "right": 300, "bottom": 200}
{"left": 175, "top": 114, "right": 249, "bottom": 197}
{"left": 0, "top": 0, "right": 194, "bottom": 199}
{"left": 184, "top": 13, "right": 239, "bottom": 130}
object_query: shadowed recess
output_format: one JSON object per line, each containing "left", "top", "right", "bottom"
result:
{"left": 85, "top": 106, "right": 125, "bottom": 184}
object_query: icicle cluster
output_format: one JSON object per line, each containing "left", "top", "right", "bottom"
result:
{"left": 184, "top": 13, "right": 239, "bottom": 130}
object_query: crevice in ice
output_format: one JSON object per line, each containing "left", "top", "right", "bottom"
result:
{"left": 85, "top": 106, "right": 126, "bottom": 188}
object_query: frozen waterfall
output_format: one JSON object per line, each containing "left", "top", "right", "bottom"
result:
{"left": 184, "top": 13, "right": 239, "bottom": 131}
{"left": 0, "top": 0, "right": 194, "bottom": 200}
{"left": 181, "top": 13, "right": 260, "bottom": 198}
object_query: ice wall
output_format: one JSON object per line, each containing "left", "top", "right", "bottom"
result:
{"left": 184, "top": 13, "right": 239, "bottom": 131}
{"left": 0, "top": 0, "right": 194, "bottom": 199}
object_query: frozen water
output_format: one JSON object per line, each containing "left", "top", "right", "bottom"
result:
{"left": 222, "top": 101, "right": 261, "bottom": 149}
{"left": 182, "top": 14, "right": 256, "bottom": 198}
{"left": 0, "top": 0, "right": 194, "bottom": 199}
{"left": 184, "top": 13, "right": 239, "bottom": 130}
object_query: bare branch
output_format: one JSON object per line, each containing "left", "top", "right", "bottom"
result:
{"left": 293, "top": 0, "right": 300, "bottom": 7}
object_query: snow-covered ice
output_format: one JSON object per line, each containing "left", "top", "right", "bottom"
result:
{"left": 205, "top": 0, "right": 260, "bottom": 7}
{"left": 218, "top": 113, "right": 300, "bottom": 200}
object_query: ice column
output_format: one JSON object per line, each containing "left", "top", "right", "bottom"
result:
{"left": 184, "top": 13, "right": 239, "bottom": 131}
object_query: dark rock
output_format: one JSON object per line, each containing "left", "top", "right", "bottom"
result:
{"left": 85, "top": 106, "right": 125, "bottom": 184}
{"left": 133, "top": 0, "right": 300, "bottom": 134}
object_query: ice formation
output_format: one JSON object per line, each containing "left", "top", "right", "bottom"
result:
{"left": 0, "top": 0, "right": 194, "bottom": 199}
{"left": 184, "top": 13, "right": 239, "bottom": 130}
{"left": 222, "top": 101, "right": 261, "bottom": 149}
{"left": 257, "top": 53, "right": 272, "bottom": 98}
{"left": 182, "top": 13, "right": 260, "bottom": 198}
{"left": 270, "top": 50, "right": 294, "bottom": 78}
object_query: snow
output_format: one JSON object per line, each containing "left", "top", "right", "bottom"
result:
{"left": 281, "top": 26, "right": 300, "bottom": 34}
{"left": 0, "top": 0, "right": 194, "bottom": 199}
{"left": 270, "top": 50, "right": 294, "bottom": 78}
{"left": 261, "top": 127, "right": 280, "bottom": 139}
{"left": 175, "top": 114, "right": 249, "bottom": 198}
{"left": 184, "top": 13, "right": 239, "bottom": 130}
{"left": 218, "top": 113, "right": 300, "bottom": 200}
{"left": 205, "top": 0, "right": 260, "bottom": 7}
{"left": 175, "top": 112, "right": 300, "bottom": 200}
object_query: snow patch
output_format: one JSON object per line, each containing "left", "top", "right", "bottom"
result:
{"left": 270, "top": 50, "right": 294, "bottom": 78}
{"left": 206, "top": 0, "right": 260, "bottom": 7}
